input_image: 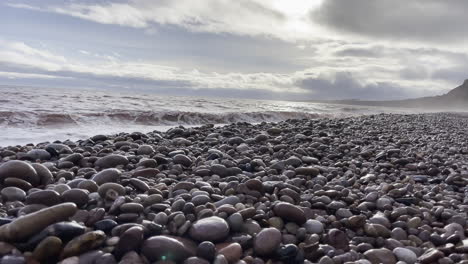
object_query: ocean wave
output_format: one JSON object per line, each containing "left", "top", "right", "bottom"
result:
{"left": 0, "top": 110, "right": 329, "bottom": 128}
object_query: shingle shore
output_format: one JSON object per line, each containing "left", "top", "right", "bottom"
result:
{"left": 0, "top": 113, "right": 466, "bottom": 264}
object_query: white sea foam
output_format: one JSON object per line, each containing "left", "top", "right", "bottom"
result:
{"left": 0, "top": 86, "right": 430, "bottom": 146}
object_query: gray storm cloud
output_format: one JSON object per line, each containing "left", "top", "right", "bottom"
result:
{"left": 312, "top": 0, "right": 468, "bottom": 43}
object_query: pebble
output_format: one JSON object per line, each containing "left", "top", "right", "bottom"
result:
{"left": 61, "top": 189, "right": 89, "bottom": 208}
{"left": 32, "top": 236, "right": 63, "bottom": 262}
{"left": 305, "top": 219, "right": 323, "bottom": 234}
{"left": 61, "top": 230, "right": 106, "bottom": 259}
{"left": 364, "top": 248, "right": 397, "bottom": 264}
{"left": 141, "top": 235, "right": 195, "bottom": 262}
{"left": 1, "top": 187, "right": 26, "bottom": 202}
{"left": 95, "top": 154, "right": 129, "bottom": 169}
{"left": 92, "top": 168, "right": 121, "bottom": 185}
{"left": 113, "top": 226, "right": 144, "bottom": 258}
{"left": 273, "top": 202, "right": 306, "bottom": 225}
{"left": 254, "top": 228, "right": 282, "bottom": 256}
{"left": 189, "top": 217, "right": 230, "bottom": 242}
{"left": 197, "top": 241, "right": 216, "bottom": 261}
{"left": 26, "top": 190, "right": 62, "bottom": 206}
{"left": 393, "top": 247, "right": 417, "bottom": 264}
{"left": 0, "top": 160, "right": 39, "bottom": 186}
{"left": 0, "top": 113, "right": 465, "bottom": 263}
{"left": 0, "top": 203, "right": 77, "bottom": 242}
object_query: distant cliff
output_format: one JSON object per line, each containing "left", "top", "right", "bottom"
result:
{"left": 329, "top": 80, "right": 468, "bottom": 109}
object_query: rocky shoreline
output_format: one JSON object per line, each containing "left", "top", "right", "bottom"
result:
{"left": 0, "top": 113, "right": 467, "bottom": 264}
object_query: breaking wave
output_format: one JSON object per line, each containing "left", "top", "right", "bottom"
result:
{"left": 0, "top": 110, "right": 328, "bottom": 128}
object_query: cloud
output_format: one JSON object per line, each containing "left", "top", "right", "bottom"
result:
{"left": 0, "top": 38, "right": 461, "bottom": 100}
{"left": 312, "top": 0, "right": 468, "bottom": 43}
{"left": 297, "top": 72, "right": 439, "bottom": 100}
{"left": 6, "top": 0, "right": 324, "bottom": 42}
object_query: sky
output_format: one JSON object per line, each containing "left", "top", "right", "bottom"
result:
{"left": 1, "top": 0, "right": 468, "bottom": 100}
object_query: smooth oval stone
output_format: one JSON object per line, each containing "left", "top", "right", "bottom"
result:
{"left": 184, "top": 257, "right": 210, "bottom": 264}
{"left": 120, "top": 203, "right": 144, "bottom": 214}
{"left": 418, "top": 249, "right": 444, "bottom": 264}
{"left": 393, "top": 247, "right": 417, "bottom": 264}
{"left": 227, "top": 213, "right": 243, "bottom": 232}
{"left": 133, "top": 168, "right": 159, "bottom": 178}
{"left": 48, "top": 221, "right": 86, "bottom": 241}
{"left": 32, "top": 236, "right": 62, "bottom": 262}
{"left": 305, "top": 219, "right": 323, "bottom": 234}
{"left": 77, "top": 180, "right": 99, "bottom": 193}
{"left": 92, "top": 169, "right": 121, "bottom": 185}
{"left": 191, "top": 195, "right": 211, "bottom": 206}
{"left": 273, "top": 202, "right": 306, "bottom": 225}
{"left": 214, "top": 196, "right": 240, "bottom": 208}
{"left": 61, "top": 189, "right": 89, "bottom": 208}
{"left": 137, "top": 145, "right": 155, "bottom": 155}
{"left": 129, "top": 178, "right": 149, "bottom": 192}
{"left": 97, "top": 183, "right": 125, "bottom": 198}
{"left": 326, "top": 229, "right": 350, "bottom": 251}
{"left": 119, "top": 251, "right": 143, "bottom": 264}
{"left": 61, "top": 153, "right": 83, "bottom": 164}
{"left": 95, "top": 155, "right": 129, "bottom": 169}
{"left": 1, "top": 187, "right": 26, "bottom": 202}
{"left": 27, "top": 149, "right": 51, "bottom": 161}
{"left": 31, "top": 163, "right": 54, "bottom": 186}
{"left": 61, "top": 231, "right": 106, "bottom": 259}
{"left": 254, "top": 228, "right": 282, "bottom": 256}
{"left": 26, "top": 190, "right": 62, "bottom": 206}
{"left": 141, "top": 235, "right": 195, "bottom": 262}
{"left": 197, "top": 241, "right": 216, "bottom": 261}
{"left": 189, "top": 217, "right": 230, "bottom": 242}
{"left": 364, "top": 248, "right": 397, "bottom": 264}
{"left": 217, "top": 242, "right": 242, "bottom": 263}
{"left": 114, "top": 226, "right": 144, "bottom": 258}
{"left": 54, "top": 184, "right": 72, "bottom": 195}
{"left": 3, "top": 177, "right": 33, "bottom": 191}
{"left": 0, "top": 203, "right": 77, "bottom": 242}
{"left": 173, "top": 154, "right": 192, "bottom": 167}
{"left": 0, "top": 160, "right": 39, "bottom": 186}
{"left": 295, "top": 167, "right": 319, "bottom": 176}
{"left": 0, "top": 255, "right": 26, "bottom": 264}
{"left": 94, "top": 219, "right": 118, "bottom": 233}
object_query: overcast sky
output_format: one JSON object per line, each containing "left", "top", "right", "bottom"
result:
{"left": 1, "top": 0, "right": 468, "bottom": 100}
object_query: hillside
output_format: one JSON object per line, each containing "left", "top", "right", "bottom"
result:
{"left": 329, "top": 80, "right": 468, "bottom": 110}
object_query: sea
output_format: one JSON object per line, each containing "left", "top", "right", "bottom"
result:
{"left": 0, "top": 86, "right": 435, "bottom": 147}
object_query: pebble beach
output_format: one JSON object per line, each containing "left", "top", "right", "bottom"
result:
{"left": 0, "top": 113, "right": 467, "bottom": 264}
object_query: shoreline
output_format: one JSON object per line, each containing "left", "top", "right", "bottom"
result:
{"left": 0, "top": 112, "right": 467, "bottom": 263}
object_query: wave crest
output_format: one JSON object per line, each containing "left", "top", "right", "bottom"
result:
{"left": 0, "top": 110, "right": 327, "bottom": 128}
